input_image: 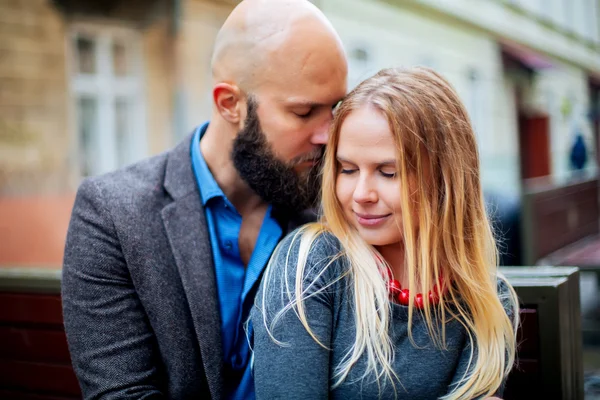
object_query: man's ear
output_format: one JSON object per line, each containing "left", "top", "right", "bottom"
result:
{"left": 213, "top": 83, "right": 243, "bottom": 124}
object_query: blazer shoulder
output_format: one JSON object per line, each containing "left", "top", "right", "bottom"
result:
{"left": 96, "top": 150, "right": 168, "bottom": 190}
{"left": 78, "top": 150, "right": 172, "bottom": 211}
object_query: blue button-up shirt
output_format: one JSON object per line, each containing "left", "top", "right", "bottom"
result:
{"left": 190, "top": 123, "right": 283, "bottom": 400}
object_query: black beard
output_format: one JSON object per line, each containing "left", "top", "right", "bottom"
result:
{"left": 231, "top": 97, "right": 323, "bottom": 214}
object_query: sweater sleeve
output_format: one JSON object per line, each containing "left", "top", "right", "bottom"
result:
{"left": 251, "top": 229, "right": 344, "bottom": 399}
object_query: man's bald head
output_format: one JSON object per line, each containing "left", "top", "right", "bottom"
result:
{"left": 203, "top": 0, "right": 347, "bottom": 214}
{"left": 211, "top": 0, "right": 346, "bottom": 92}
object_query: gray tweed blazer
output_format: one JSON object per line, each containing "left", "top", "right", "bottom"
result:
{"left": 62, "top": 132, "right": 311, "bottom": 399}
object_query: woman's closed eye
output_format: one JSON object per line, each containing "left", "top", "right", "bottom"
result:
{"left": 380, "top": 170, "right": 397, "bottom": 178}
{"left": 339, "top": 168, "right": 396, "bottom": 178}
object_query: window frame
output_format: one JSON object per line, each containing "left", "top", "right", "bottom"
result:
{"left": 68, "top": 22, "right": 147, "bottom": 179}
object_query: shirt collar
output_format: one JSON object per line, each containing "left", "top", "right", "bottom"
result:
{"left": 191, "top": 122, "right": 226, "bottom": 206}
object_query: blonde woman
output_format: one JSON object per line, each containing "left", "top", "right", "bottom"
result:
{"left": 250, "top": 67, "right": 519, "bottom": 399}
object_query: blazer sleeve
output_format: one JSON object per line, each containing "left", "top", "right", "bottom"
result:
{"left": 62, "top": 178, "right": 165, "bottom": 399}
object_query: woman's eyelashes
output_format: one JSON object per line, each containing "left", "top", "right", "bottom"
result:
{"left": 379, "top": 170, "right": 397, "bottom": 178}
{"left": 338, "top": 165, "right": 397, "bottom": 178}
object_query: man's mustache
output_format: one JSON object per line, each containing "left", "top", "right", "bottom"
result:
{"left": 290, "top": 147, "right": 325, "bottom": 166}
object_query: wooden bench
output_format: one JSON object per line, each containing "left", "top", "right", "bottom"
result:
{"left": 0, "top": 268, "right": 80, "bottom": 400}
{"left": 520, "top": 177, "right": 600, "bottom": 348}
{"left": 0, "top": 266, "right": 584, "bottom": 399}
{"left": 502, "top": 266, "right": 583, "bottom": 400}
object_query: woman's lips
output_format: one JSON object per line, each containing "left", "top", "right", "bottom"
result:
{"left": 354, "top": 212, "right": 392, "bottom": 227}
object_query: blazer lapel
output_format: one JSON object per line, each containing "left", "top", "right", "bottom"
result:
{"left": 161, "top": 133, "right": 223, "bottom": 400}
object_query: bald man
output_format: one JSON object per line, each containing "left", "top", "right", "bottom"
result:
{"left": 61, "top": 0, "right": 347, "bottom": 399}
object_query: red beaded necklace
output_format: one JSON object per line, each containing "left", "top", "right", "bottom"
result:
{"left": 386, "top": 273, "right": 444, "bottom": 308}
{"left": 377, "top": 255, "right": 445, "bottom": 308}
{"left": 375, "top": 254, "right": 446, "bottom": 309}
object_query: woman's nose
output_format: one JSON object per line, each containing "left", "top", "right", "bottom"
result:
{"left": 353, "top": 175, "right": 378, "bottom": 204}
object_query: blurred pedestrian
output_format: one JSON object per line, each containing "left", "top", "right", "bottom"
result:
{"left": 570, "top": 132, "right": 588, "bottom": 171}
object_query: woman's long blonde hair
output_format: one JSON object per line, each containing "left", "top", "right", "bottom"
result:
{"left": 261, "top": 67, "right": 519, "bottom": 399}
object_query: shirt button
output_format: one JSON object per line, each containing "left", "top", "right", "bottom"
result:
{"left": 224, "top": 240, "right": 233, "bottom": 250}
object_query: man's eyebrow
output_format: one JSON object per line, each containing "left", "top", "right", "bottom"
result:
{"left": 286, "top": 98, "right": 345, "bottom": 108}
{"left": 286, "top": 100, "right": 325, "bottom": 108}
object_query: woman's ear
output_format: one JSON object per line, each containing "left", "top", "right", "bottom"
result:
{"left": 213, "top": 83, "right": 243, "bottom": 124}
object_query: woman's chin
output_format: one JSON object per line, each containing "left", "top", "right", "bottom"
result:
{"left": 357, "top": 231, "right": 400, "bottom": 248}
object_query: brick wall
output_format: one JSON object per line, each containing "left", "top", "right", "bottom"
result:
{"left": 0, "top": 0, "right": 70, "bottom": 196}
{"left": 180, "top": 0, "right": 234, "bottom": 128}
{"left": 143, "top": 17, "right": 176, "bottom": 154}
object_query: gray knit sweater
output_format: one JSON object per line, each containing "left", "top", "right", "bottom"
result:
{"left": 250, "top": 229, "right": 513, "bottom": 399}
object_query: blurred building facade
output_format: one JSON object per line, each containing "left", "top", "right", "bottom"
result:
{"left": 1, "top": 0, "right": 600, "bottom": 266}
{"left": 330, "top": 0, "right": 600, "bottom": 197}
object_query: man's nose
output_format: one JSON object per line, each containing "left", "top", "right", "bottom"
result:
{"left": 310, "top": 111, "right": 333, "bottom": 145}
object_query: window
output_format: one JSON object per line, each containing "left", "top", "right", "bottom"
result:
{"left": 70, "top": 24, "right": 146, "bottom": 177}
{"left": 76, "top": 96, "right": 98, "bottom": 177}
